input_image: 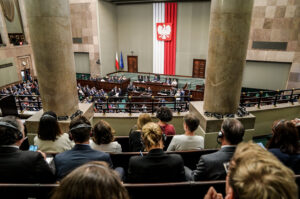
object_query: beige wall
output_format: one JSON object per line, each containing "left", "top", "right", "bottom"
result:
{"left": 98, "top": 0, "right": 118, "bottom": 76}
{"left": 4, "top": 3, "right": 23, "bottom": 34}
{"left": 117, "top": 4, "right": 153, "bottom": 73}
{"left": 176, "top": 2, "right": 211, "bottom": 76}
{"left": 242, "top": 61, "right": 292, "bottom": 90}
{"left": 0, "top": 57, "right": 18, "bottom": 87}
{"left": 70, "top": 0, "right": 100, "bottom": 76}
{"left": 247, "top": 0, "right": 300, "bottom": 89}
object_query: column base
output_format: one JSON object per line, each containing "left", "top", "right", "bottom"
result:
{"left": 25, "top": 103, "right": 94, "bottom": 145}
{"left": 190, "top": 101, "right": 256, "bottom": 149}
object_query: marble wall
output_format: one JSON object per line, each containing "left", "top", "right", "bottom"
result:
{"left": 247, "top": 0, "right": 300, "bottom": 89}
{"left": 69, "top": 0, "right": 100, "bottom": 76}
{"left": 0, "top": 0, "right": 36, "bottom": 86}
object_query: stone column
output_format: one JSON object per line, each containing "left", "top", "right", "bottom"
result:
{"left": 203, "top": 0, "right": 254, "bottom": 114}
{"left": 0, "top": 5, "right": 10, "bottom": 45}
{"left": 23, "top": 0, "right": 78, "bottom": 116}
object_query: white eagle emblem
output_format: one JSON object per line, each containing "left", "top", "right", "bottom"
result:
{"left": 157, "top": 23, "right": 172, "bottom": 40}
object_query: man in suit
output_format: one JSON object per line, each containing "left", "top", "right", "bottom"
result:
{"left": 0, "top": 116, "right": 55, "bottom": 183}
{"left": 190, "top": 118, "right": 245, "bottom": 181}
{"left": 54, "top": 116, "right": 113, "bottom": 180}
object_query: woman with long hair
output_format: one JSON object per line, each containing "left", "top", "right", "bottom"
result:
{"left": 267, "top": 119, "right": 300, "bottom": 174}
{"left": 34, "top": 111, "right": 74, "bottom": 153}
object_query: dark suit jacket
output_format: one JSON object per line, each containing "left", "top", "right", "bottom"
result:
{"left": 269, "top": 148, "right": 300, "bottom": 174}
{"left": 54, "top": 144, "right": 112, "bottom": 180}
{"left": 0, "top": 147, "right": 55, "bottom": 183}
{"left": 127, "top": 148, "right": 186, "bottom": 183}
{"left": 192, "top": 146, "right": 236, "bottom": 181}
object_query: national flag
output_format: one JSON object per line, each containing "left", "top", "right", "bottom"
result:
{"left": 120, "top": 51, "right": 124, "bottom": 69}
{"left": 115, "top": 52, "right": 119, "bottom": 70}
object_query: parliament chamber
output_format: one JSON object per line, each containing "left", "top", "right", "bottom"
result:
{"left": 0, "top": 0, "right": 300, "bottom": 198}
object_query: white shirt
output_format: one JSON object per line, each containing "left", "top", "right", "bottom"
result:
{"left": 167, "top": 134, "right": 204, "bottom": 151}
{"left": 34, "top": 133, "right": 74, "bottom": 153}
{"left": 90, "top": 139, "right": 122, "bottom": 153}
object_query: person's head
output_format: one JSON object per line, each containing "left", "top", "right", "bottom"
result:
{"left": 69, "top": 116, "right": 92, "bottom": 144}
{"left": 142, "top": 122, "right": 163, "bottom": 151}
{"left": 225, "top": 141, "right": 297, "bottom": 199}
{"left": 137, "top": 114, "right": 152, "bottom": 130}
{"left": 183, "top": 113, "right": 199, "bottom": 133}
{"left": 0, "top": 116, "right": 24, "bottom": 146}
{"left": 92, "top": 120, "right": 115, "bottom": 145}
{"left": 51, "top": 161, "right": 129, "bottom": 199}
{"left": 156, "top": 107, "right": 173, "bottom": 123}
{"left": 220, "top": 118, "right": 244, "bottom": 145}
{"left": 267, "top": 119, "right": 300, "bottom": 154}
{"left": 38, "top": 111, "right": 62, "bottom": 141}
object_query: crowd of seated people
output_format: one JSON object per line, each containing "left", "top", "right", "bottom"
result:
{"left": 89, "top": 75, "right": 127, "bottom": 83}
{"left": 1, "top": 107, "right": 300, "bottom": 198}
{"left": 0, "top": 77, "right": 40, "bottom": 111}
{"left": 77, "top": 83, "right": 108, "bottom": 103}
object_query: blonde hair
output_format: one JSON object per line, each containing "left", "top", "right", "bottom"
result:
{"left": 142, "top": 122, "right": 162, "bottom": 149}
{"left": 229, "top": 141, "right": 298, "bottom": 199}
{"left": 137, "top": 114, "right": 152, "bottom": 130}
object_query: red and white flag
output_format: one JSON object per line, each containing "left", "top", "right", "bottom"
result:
{"left": 115, "top": 52, "right": 119, "bottom": 70}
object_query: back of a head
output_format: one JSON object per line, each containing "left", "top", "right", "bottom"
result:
{"left": 51, "top": 161, "right": 129, "bottom": 199}
{"left": 93, "top": 120, "right": 114, "bottom": 145}
{"left": 184, "top": 113, "right": 200, "bottom": 132}
{"left": 156, "top": 107, "right": 173, "bottom": 123}
{"left": 221, "top": 118, "right": 244, "bottom": 145}
{"left": 137, "top": 113, "right": 152, "bottom": 130}
{"left": 229, "top": 141, "right": 298, "bottom": 199}
{"left": 142, "top": 122, "right": 162, "bottom": 149}
{"left": 267, "top": 120, "right": 300, "bottom": 154}
{"left": 69, "top": 116, "right": 91, "bottom": 143}
{"left": 38, "top": 111, "right": 61, "bottom": 141}
{"left": 0, "top": 116, "right": 23, "bottom": 145}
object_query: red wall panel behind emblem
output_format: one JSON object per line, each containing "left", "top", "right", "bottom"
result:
{"left": 157, "top": 23, "right": 172, "bottom": 41}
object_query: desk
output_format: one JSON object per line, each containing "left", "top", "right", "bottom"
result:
{"left": 133, "top": 81, "right": 175, "bottom": 95}
{"left": 77, "top": 79, "right": 130, "bottom": 92}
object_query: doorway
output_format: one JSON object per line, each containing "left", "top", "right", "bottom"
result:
{"left": 127, "top": 56, "right": 138, "bottom": 73}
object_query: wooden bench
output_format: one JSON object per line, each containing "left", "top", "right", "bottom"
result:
{"left": 1, "top": 175, "right": 300, "bottom": 199}
{"left": 0, "top": 181, "right": 225, "bottom": 199}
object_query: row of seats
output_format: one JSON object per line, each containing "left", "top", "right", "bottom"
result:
{"left": 2, "top": 175, "right": 300, "bottom": 199}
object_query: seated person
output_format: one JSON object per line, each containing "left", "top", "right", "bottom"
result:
{"left": 204, "top": 142, "right": 297, "bottom": 199}
{"left": 146, "top": 76, "right": 150, "bottom": 82}
{"left": 165, "top": 77, "right": 171, "bottom": 85}
{"left": 171, "top": 79, "right": 178, "bottom": 86}
{"left": 153, "top": 74, "right": 160, "bottom": 82}
{"left": 0, "top": 116, "right": 55, "bottom": 183}
{"left": 188, "top": 118, "right": 244, "bottom": 181}
{"left": 156, "top": 107, "right": 176, "bottom": 135}
{"left": 54, "top": 116, "right": 113, "bottom": 180}
{"left": 34, "top": 111, "right": 74, "bottom": 153}
{"left": 129, "top": 114, "right": 152, "bottom": 152}
{"left": 138, "top": 75, "right": 143, "bottom": 82}
{"left": 127, "top": 122, "right": 186, "bottom": 183}
{"left": 146, "top": 87, "right": 152, "bottom": 94}
{"left": 267, "top": 120, "right": 300, "bottom": 174}
{"left": 51, "top": 161, "right": 129, "bottom": 199}
{"left": 167, "top": 113, "right": 204, "bottom": 151}
{"left": 90, "top": 120, "right": 122, "bottom": 153}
